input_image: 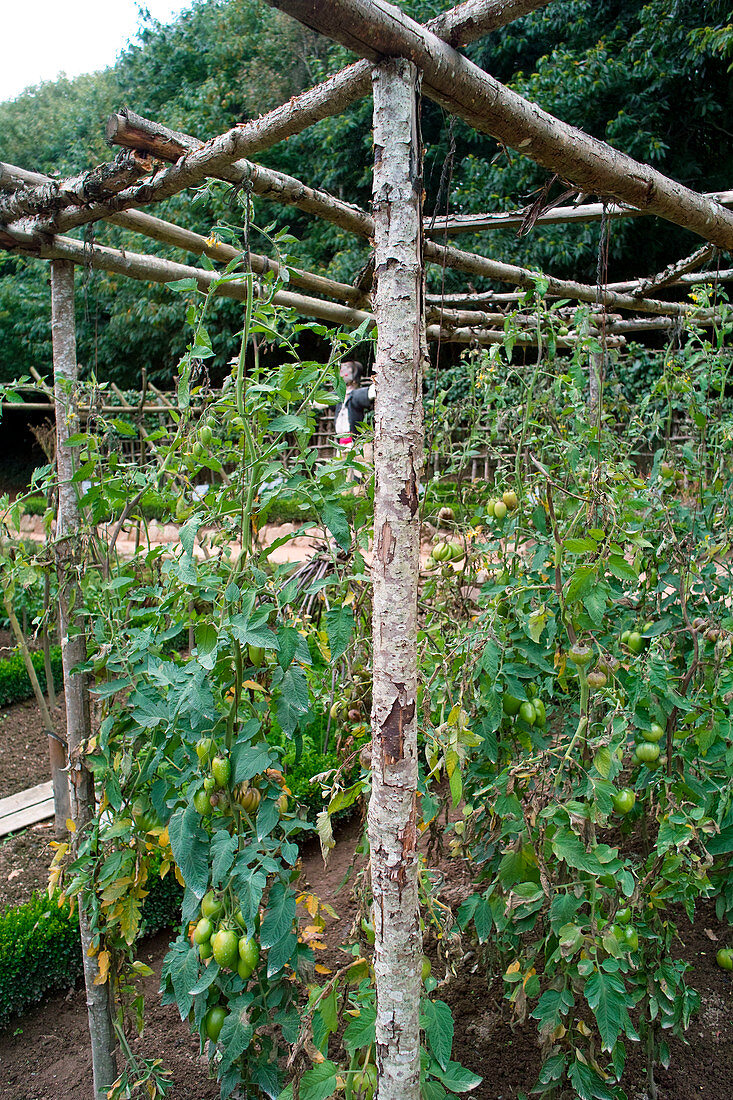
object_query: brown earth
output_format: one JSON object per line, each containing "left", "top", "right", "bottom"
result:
{"left": 0, "top": 695, "right": 731, "bottom": 1100}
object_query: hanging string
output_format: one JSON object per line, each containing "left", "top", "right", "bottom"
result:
{"left": 426, "top": 116, "right": 456, "bottom": 472}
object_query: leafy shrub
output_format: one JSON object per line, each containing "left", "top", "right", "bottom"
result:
{"left": 0, "top": 872, "right": 183, "bottom": 1030}
{"left": 0, "top": 647, "right": 63, "bottom": 708}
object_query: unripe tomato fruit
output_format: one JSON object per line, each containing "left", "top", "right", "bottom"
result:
{"left": 248, "top": 644, "right": 265, "bottom": 668}
{"left": 194, "top": 917, "right": 213, "bottom": 945}
{"left": 568, "top": 644, "right": 593, "bottom": 667}
{"left": 240, "top": 788, "right": 261, "bottom": 814}
{"left": 205, "top": 1006, "right": 227, "bottom": 1042}
{"left": 212, "top": 929, "right": 239, "bottom": 970}
{"left": 237, "top": 936, "right": 260, "bottom": 979}
{"left": 519, "top": 701, "right": 536, "bottom": 726}
{"left": 502, "top": 693, "right": 521, "bottom": 717}
{"left": 193, "top": 789, "right": 212, "bottom": 816}
{"left": 211, "top": 756, "right": 231, "bottom": 788}
{"left": 277, "top": 792, "right": 289, "bottom": 815}
{"left": 533, "top": 698, "right": 547, "bottom": 727}
{"left": 432, "top": 541, "right": 452, "bottom": 562}
{"left": 502, "top": 489, "right": 518, "bottom": 511}
{"left": 196, "top": 737, "right": 215, "bottom": 765}
{"left": 643, "top": 723, "right": 665, "bottom": 743}
{"left": 627, "top": 631, "right": 644, "bottom": 655}
{"left": 612, "top": 789, "right": 636, "bottom": 815}
{"left": 201, "top": 891, "right": 224, "bottom": 921}
{"left": 624, "top": 927, "right": 639, "bottom": 951}
{"left": 635, "top": 742, "right": 660, "bottom": 765}
{"left": 198, "top": 939, "right": 214, "bottom": 961}
{"left": 716, "top": 948, "right": 733, "bottom": 971}
{"left": 493, "top": 500, "right": 508, "bottom": 520}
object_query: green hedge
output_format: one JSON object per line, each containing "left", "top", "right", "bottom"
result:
{"left": 0, "top": 872, "right": 184, "bottom": 1030}
{"left": 0, "top": 646, "right": 64, "bottom": 708}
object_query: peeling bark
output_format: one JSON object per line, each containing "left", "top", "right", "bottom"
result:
{"left": 368, "top": 58, "right": 425, "bottom": 1100}
{"left": 51, "top": 260, "right": 117, "bottom": 1099}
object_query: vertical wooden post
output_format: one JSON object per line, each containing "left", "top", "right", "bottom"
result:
{"left": 368, "top": 58, "right": 425, "bottom": 1100}
{"left": 51, "top": 259, "right": 118, "bottom": 1098}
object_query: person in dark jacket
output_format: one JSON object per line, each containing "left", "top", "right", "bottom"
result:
{"left": 333, "top": 360, "right": 375, "bottom": 444}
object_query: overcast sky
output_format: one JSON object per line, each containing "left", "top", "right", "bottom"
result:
{"left": 1, "top": 1, "right": 194, "bottom": 103}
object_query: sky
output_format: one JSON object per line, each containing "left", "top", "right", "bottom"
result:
{"left": 1, "top": 1, "right": 194, "bottom": 103}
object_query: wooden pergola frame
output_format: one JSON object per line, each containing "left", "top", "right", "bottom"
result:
{"left": 1, "top": 2, "right": 731, "bottom": 1097}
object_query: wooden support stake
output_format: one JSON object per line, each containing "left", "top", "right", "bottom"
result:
{"left": 51, "top": 259, "right": 117, "bottom": 1098}
{"left": 368, "top": 57, "right": 424, "bottom": 1100}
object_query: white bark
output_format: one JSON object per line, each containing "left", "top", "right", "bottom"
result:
{"left": 51, "top": 260, "right": 117, "bottom": 1099}
{"left": 368, "top": 58, "right": 424, "bottom": 1100}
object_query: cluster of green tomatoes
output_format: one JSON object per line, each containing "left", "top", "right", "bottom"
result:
{"left": 501, "top": 686, "right": 547, "bottom": 729}
{"left": 191, "top": 736, "right": 287, "bottom": 818}
{"left": 191, "top": 890, "right": 261, "bottom": 1040}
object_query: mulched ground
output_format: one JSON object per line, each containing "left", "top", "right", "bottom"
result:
{"left": 0, "top": 693, "right": 730, "bottom": 1100}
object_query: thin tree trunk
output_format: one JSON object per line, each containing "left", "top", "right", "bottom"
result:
{"left": 368, "top": 58, "right": 424, "bottom": 1100}
{"left": 51, "top": 259, "right": 117, "bottom": 1099}
{"left": 1, "top": 591, "right": 68, "bottom": 834}
{"left": 42, "top": 570, "right": 57, "bottom": 709}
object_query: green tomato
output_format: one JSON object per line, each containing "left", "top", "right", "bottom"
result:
{"left": 211, "top": 756, "right": 231, "bottom": 789}
{"left": 198, "top": 939, "right": 214, "bottom": 961}
{"left": 205, "top": 1006, "right": 227, "bottom": 1042}
{"left": 193, "top": 917, "right": 213, "bottom": 945}
{"left": 502, "top": 693, "right": 521, "bottom": 717}
{"left": 193, "top": 789, "right": 212, "bottom": 816}
{"left": 627, "top": 631, "right": 644, "bottom": 655}
{"left": 196, "top": 737, "right": 215, "bottom": 765}
{"left": 643, "top": 723, "right": 665, "bottom": 743}
{"left": 493, "top": 500, "right": 508, "bottom": 521}
{"left": 519, "top": 701, "right": 536, "bottom": 726}
{"left": 237, "top": 936, "right": 260, "bottom": 979}
{"left": 201, "top": 891, "right": 224, "bottom": 921}
{"left": 200, "top": 426, "right": 213, "bottom": 447}
{"left": 568, "top": 644, "right": 592, "bottom": 667}
{"left": 620, "top": 629, "right": 631, "bottom": 645}
{"left": 532, "top": 698, "right": 547, "bottom": 727}
{"left": 612, "top": 789, "right": 636, "bottom": 815}
{"left": 502, "top": 489, "right": 518, "bottom": 511}
{"left": 248, "top": 644, "right": 265, "bottom": 668}
{"left": 635, "top": 742, "right": 660, "bottom": 765}
{"left": 624, "top": 926, "right": 639, "bottom": 951}
{"left": 432, "top": 541, "right": 452, "bottom": 562}
{"left": 716, "top": 948, "right": 733, "bottom": 971}
{"left": 212, "top": 929, "right": 239, "bottom": 970}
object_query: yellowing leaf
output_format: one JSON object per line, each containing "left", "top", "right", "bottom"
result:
{"left": 505, "top": 960, "right": 521, "bottom": 976}
{"left": 94, "top": 950, "right": 111, "bottom": 985}
{"left": 66, "top": 819, "right": 76, "bottom": 833}
{"left": 314, "top": 964, "right": 332, "bottom": 975}
{"left": 241, "top": 679, "right": 268, "bottom": 693}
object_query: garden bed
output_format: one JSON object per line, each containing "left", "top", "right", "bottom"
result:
{"left": 0, "top": 696, "right": 731, "bottom": 1100}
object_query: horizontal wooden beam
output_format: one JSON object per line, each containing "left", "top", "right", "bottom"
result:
{"left": 265, "top": 0, "right": 733, "bottom": 251}
{"left": 0, "top": 161, "right": 366, "bottom": 307}
{"left": 430, "top": 192, "right": 733, "bottom": 234}
{"left": 0, "top": 0, "right": 552, "bottom": 242}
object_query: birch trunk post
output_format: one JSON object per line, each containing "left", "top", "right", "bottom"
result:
{"left": 368, "top": 58, "right": 425, "bottom": 1100}
{"left": 51, "top": 259, "right": 118, "bottom": 1098}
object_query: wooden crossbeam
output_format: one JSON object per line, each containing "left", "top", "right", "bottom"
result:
{"left": 264, "top": 0, "right": 733, "bottom": 251}
{"left": 0, "top": 781, "right": 54, "bottom": 838}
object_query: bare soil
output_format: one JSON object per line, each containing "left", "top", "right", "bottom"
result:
{"left": 0, "top": 695, "right": 731, "bottom": 1100}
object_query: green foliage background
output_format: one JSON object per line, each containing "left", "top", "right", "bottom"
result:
{"left": 1, "top": 0, "right": 732, "bottom": 386}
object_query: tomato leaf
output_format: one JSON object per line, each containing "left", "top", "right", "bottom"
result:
{"left": 168, "top": 804, "right": 210, "bottom": 899}
{"left": 259, "top": 882, "right": 296, "bottom": 949}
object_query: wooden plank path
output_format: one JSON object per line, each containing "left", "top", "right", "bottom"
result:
{"left": 0, "top": 780, "right": 54, "bottom": 837}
